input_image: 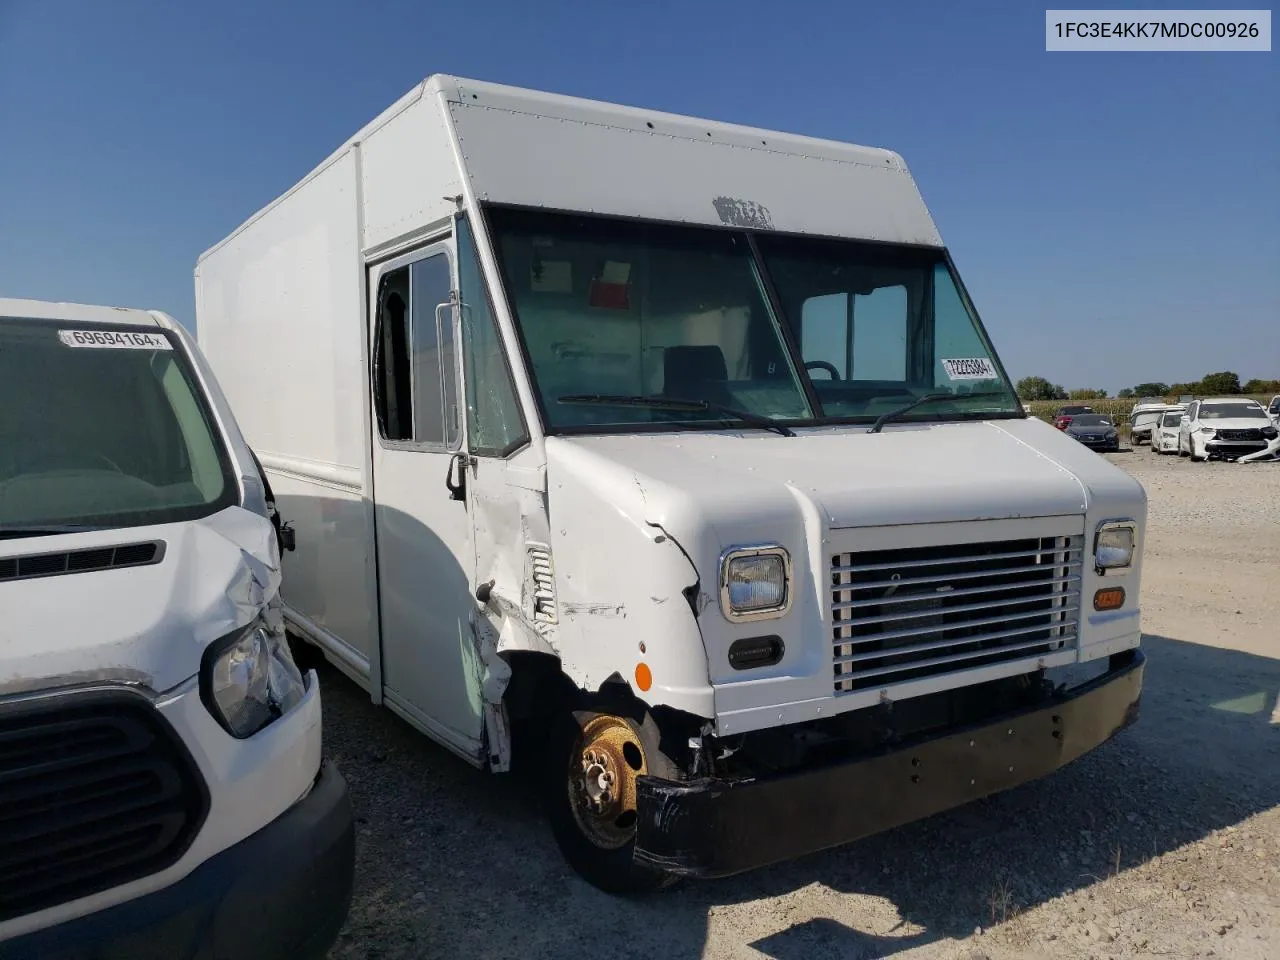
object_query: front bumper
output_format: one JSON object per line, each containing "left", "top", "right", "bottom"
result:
{"left": 1076, "top": 436, "right": 1119, "bottom": 451}
{"left": 634, "top": 650, "right": 1144, "bottom": 879}
{"left": 1205, "top": 440, "right": 1270, "bottom": 458}
{"left": 6, "top": 760, "right": 355, "bottom": 960}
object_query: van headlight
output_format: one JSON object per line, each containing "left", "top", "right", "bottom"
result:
{"left": 1094, "top": 520, "right": 1137, "bottom": 573}
{"left": 720, "top": 545, "right": 792, "bottom": 621}
{"left": 200, "top": 618, "right": 306, "bottom": 738}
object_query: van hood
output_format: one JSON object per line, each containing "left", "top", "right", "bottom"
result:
{"left": 549, "top": 417, "right": 1095, "bottom": 533}
{"left": 0, "top": 506, "right": 279, "bottom": 697}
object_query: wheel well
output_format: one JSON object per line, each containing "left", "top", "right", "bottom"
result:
{"left": 500, "top": 654, "right": 704, "bottom": 777}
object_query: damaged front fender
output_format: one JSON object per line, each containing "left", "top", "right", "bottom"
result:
{"left": 543, "top": 438, "right": 715, "bottom": 720}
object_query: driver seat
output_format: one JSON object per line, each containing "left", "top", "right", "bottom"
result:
{"left": 662, "top": 345, "right": 731, "bottom": 406}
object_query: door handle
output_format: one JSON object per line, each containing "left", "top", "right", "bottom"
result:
{"left": 445, "top": 452, "right": 470, "bottom": 502}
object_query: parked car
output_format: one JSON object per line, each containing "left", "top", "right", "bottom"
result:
{"left": 1177, "top": 397, "right": 1278, "bottom": 461}
{"left": 194, "top": 74, "right": 1148, "bottom": 895}
{"left": 1053, "top": 404, "right": 1094, "bottom": 430}
{"left": 0, "top": 298, "right": 354, "bottom": 959}
{"left": 1268, "top": 394, "right": 1280, "bottom": 424}
{"left": 1151, "top": 409, "right": 1186, "bottom": 454}
{"left": 1064, "top": 413, "right": 1120, "bottom": 452}
{"left": 1128, "top": 402, "right": 1170, "bottom": 446}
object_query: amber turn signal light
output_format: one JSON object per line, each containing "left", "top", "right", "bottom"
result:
{"left": 634, "top": 662, "right": 652, "bottom": 692}
{"left": 1093, "top": 587, "right": 1126, "bottom": 611}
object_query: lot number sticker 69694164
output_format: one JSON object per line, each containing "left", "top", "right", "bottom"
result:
{"left": 58, "top": 329, "right": 173, "bottom": 350}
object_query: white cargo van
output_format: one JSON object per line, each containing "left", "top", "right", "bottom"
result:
{"left": 0, "top": 299, "right": 354, "bottom": 957}
{"left": 196, "top": 76, "right": 1148, "bottom": 894}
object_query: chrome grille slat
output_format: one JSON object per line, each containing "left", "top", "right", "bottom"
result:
{"left": 835, "top": 620, "right": 1080, "bottom": 665}
{"left": 845, "top": 591, "right": 1082, "bottom": 628}
{"left": 833, "top": 546, "right": 1082, "bottom": 575}
{"left": 836, "top": 636, "right": 1071, "bottom": 682}
{"left": 834, "top": 604, "right": 1082, "bottom": 650}
{"left": 831, "top": 534, "right": 1083, "bottom": 694}
{"left": 848, "top": 561, "right": 1080, "bottom": 591}
{"left": 834, "top": 574, "right": 1080, "bottom": 611}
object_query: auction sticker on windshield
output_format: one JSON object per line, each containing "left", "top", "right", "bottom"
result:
{"left": 58, "top": 329, "right": 173, "bottom": 350}
{"left": 941, "top": 357, "right": 997, "bottom": 380}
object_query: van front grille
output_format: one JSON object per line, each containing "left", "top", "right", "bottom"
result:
{"left": 1216, "top": 428, "right": 1263, "bottom": 442}
{"left": 0, "top": 691, "right": 207, "bottom": 923}
{"left": 831, "top": 535, "right": 1082, "bottom": 694}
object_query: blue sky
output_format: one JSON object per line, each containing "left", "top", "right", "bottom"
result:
{"left": 0, "top": 0, "right": 1275, "bottom": 392}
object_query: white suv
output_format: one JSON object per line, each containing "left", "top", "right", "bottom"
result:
{"left": 1177, "top": 397, "right": 1279, "bottom": 461}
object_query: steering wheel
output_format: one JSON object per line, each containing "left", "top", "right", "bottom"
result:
{"left": 804, "top": 360, "right": 841, "bottom": 380}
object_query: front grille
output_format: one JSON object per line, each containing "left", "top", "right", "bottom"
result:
{"left": 0, "top": 691, "right": 208, "bottom": 923}
{"left": 831, "top": 536, "right": 1083, "bottom": 694}
{"left": 1216, "top": 428, "right": 1263, "bottom": 442}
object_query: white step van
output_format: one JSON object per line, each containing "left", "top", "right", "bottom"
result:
{"left": 0, "top": 299, "right": 354, "bottom": 957}
{"left": 195, "top": 76, "right": 1148, "bottom": 894}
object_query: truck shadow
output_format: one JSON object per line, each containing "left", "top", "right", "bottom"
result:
{"left": 316, "top": 578, "right": 1278, "bottom": 960}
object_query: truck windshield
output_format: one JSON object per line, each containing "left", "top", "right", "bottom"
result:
{"left": 754, "top": 232, "right": 1019, "bottom": 420}
{"left": 0, "top": 317, "right": 236, "bottom": 534}
{"left": 485, "top": 206, "right": 1020, "bottom": 432}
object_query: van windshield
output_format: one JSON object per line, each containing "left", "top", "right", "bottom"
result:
{"left": 0, "top": 317, "right": 236, "bottom": 534}
{"left": 485, "top": 206, "right": 1020, "bottom": 432}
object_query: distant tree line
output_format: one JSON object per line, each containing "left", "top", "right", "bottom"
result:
{"left": 1015, "top": 371, "right": 1280, "bottom": 402}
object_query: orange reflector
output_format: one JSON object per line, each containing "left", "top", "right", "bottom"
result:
{"left": 634, "top": 662, "right": 652, "bottom": 692}
{"left": 1093, "top": 587, "right": 1125, "bottom": 611}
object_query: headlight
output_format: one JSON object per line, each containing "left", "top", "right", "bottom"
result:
{"left": 1094, "top": 520, "right": 1137, "bottom": 573}
{"left": 1196, "top": 426, "right": 1215, "bottom": 436}
{"left": 201, "top": 618, "right": 306, "bottom": 738}
{"left": 720, "top": 545, "right": 791, "bottom": 621}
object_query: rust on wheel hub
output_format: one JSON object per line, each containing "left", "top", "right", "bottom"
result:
{"left": 568, "top": 715, "right": 647, "bottom": 850}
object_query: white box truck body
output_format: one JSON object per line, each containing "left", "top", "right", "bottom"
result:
{"left": 196, "top": 75, "right": 1148, "bottom": 893}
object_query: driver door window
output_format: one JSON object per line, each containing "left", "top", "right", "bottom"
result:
{"left": 373, "top": 251, "right": 459, "bottom": 449}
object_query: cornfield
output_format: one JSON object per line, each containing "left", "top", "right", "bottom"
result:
{"left": 1023, "top": 395, "right": 1275, "bottom": 432}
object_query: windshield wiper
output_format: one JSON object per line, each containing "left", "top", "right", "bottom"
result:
{"left": 867, "top": 391, "right": 1010, "bottom": 434}
{"left": 557, "top": 394, "right": 796, "bottom": 437}
{"left": 0, "top": 524, "right": 101, "bottom": 540}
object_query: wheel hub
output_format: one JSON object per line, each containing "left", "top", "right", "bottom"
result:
{"left": 568, "top": 715, "right": 648, "bottom": 850}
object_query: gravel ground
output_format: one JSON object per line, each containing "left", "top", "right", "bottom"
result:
{"left": 320, "top": 448, "right": 1279, "bottom": 960}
